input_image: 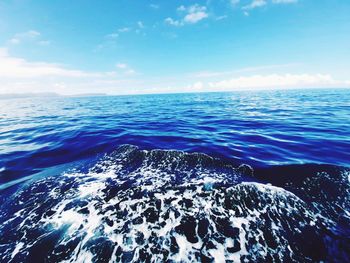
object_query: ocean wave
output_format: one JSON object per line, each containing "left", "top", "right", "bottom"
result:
{"left": 0, "top": 145, "right": 349, "bottom": 262}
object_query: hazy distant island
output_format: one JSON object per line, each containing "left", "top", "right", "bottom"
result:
{"left": 0, "top": 92, "right": 108, "bottom": 99}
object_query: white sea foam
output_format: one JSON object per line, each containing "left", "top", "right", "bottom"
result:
{"left": 1, "top": 146, "right": 348, "bottom": 262}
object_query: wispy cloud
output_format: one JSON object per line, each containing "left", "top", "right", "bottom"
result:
{"left": 0, "top": 48, "right": 100, "bottom": 78}
{"left": 241, "top": 0, "right": 298, "bottom": 14}
{"left": 208, "top": 73, "right": 341, "bottom": 90}
{"left": 116, "top": 63, "right": 127, "bottom": 69}
{"left": 165, "top": 4, "right": 209, "bottom": 26}
{"left": 0, "top": 47, "right": 142, "bottom": 94}
{"left": 116, "top": 63, "right": 136, "bottom": 75}
{"left": 242, "top": 0, "right": 267, "bottom": 10}
{"left": 117, "top": 23, "right": 146, "bottom": 34}
{"left": 272, "top": 0, "right": 298, "bottom": 4}
{"left": 150, "top": 4, "right": 159, "bottom": 9}
{"left": 100, "top": 23, "right": 146, "bottom": 51}
{"left": 137, "top": 21, "right": 144, "bottom": 29}
{"left": 184, "top": 11, "right": 208, "bottom": 24}
{"left": 105, "top": 32, "right": 119, "bottom": 39}
{"left": 185, "top": 81, "right": 204, "bottom": 90}
{"left": 1, "top": 47, "right": 348, "bottom": 95}
{"left": 192, "top": 64, "right": 300, "bottom": 78}
{"left": 230, "top": 0, "right": 240, "bottom": 6}
{"left": 215, "top": 15, "right": 228, "bottom": 21}
{"left": 164, "top": 18, "right": 183, "bottom": 27}
{"left": 95, "top": 34, "right": 119, "bottom": 52}
{"left": 135, "top": 72, "right": 350, "bottom": 95}
{"left": 8, "top": 30, "right": 50, "bottom": 46}
{"left": 240, "top": 0, "right": 298, "bottom": 15}
{"left": 10, "top": 30, "right": 40, "bottom": 44}
{"left": 118, "top": 27, "right": 131, "bottom": 33}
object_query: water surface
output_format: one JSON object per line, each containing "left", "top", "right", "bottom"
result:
{"left": 0, "top": 89, "right": 349, "bottom": 262}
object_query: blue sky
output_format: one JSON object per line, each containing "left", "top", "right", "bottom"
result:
{"left": 0, "top": 0, "right": 349, "bottom": 95}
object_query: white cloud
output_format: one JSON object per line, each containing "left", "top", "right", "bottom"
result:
{"left": 9, "top": 38, "right": 20, "bottom": 44}
{"left": 187, "top": 81, "right": 204, "bottom": 90}
{"left": 150, "top": 4, "right": 159, "bottom": 9}
{"left": 105, "top": 23, "right": 144, "bottom": 41}
{"left": 1, "top": 48, "right": 348, "bottom": 95}
{"left": 153, "top": 81, "right": 204, "bottom": 94}
{"left": 105, "top": 32, "right": 119, "bottom": 39}
{"left": 15, "top": 30, "right": 41, "bottom": 39}
{"left": 242, "top": 0, "right": 267, "bottom": 10}
{"left": 116, "top": 63, "right": 127, "bottom": 69}
{"left": 0, "top": 48, "right": 96, "bottom": 78}
{"left": 142, "top": 71, "right": 350, "bottom": 95}
{"left": 216, "top": 15, "right": 228, "bottom": 21}
{"left": 177, "top": 5, "right": 186, "bottom": 12}
{"left": 165, "top": 17, "right": 183, "bottom": 27}
{"left": 208, "top": 74, "right": 345, "bottom": 90}
{"left": 192, "top": 64, "right": 299, "bottom": 78}
{"left": 137, "top": 21, "right": 144, "bottom": 28}
{"left": 241, "top": 0, "right": 297, "bottom": 12}
{"left": 0, "top": 48, "right": 142, "bottom": 95}
{"left": 24, "top": 30, "right": 40, "bottom": 37}
{"left": 272, "top": 0, "right": 298, "bottom": 4}
{"left": 231, "top": 0, "right": 240, "bottom": 6}
{"left": 165, "top": 4, "right": 209, "bottom": 26}
{"left": 186, "top": 4, "right": 207, "bottom": 13}
{"left": 116, "top": 63, "right": 136, "bottom": 75}
{"left": 8, "top": 30, "right": 50, "bottom": 46}
{"left": 184, "top": 11, "right": 208, "bottom": 24}
{"left": 118, "top": 27, "right": 131, "bottom": 33}
{"left": 193, "top": 70, "right": 230, "bottom": 78}
{"left": 141, "top": 73, "right": 350, "bottom": 95}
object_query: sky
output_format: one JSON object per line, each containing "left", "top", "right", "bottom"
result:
{"left": 0, "top": 0, "right": 349, "bottom": 95}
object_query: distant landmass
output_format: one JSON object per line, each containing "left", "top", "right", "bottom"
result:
{"left": 67, "top": 93, "right": 107, "bottom": 97}
{"left": 0, "top": 92, "right": 59, "bottom": 99}
{"left": 0, "top": 92, "right": 107, "bottom": 99}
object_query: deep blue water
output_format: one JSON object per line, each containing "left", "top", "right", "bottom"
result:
{"left": 0, "top": 89, "right": 350, "bottom": 262}
{"left": 1, "top": 89, "right": 350, "bottom": 184}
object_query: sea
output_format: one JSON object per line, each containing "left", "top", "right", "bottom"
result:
{"left": 0, "top": 88, "right": 349, "bottom": 262}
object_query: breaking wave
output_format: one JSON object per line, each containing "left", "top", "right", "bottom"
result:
{"left": 0, "top": 145, "right": 349, "bottom": 262}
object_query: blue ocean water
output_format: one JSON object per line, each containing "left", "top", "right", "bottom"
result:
{"left": 1, "top": 89, "right": 349, "bottom": 183}
{"left": 0, "top": 88, "right": 349, "bottom": 262}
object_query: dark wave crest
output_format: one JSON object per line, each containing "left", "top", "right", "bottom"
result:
{"left": 0, "top": 145, "right": 349, "bottom": 262}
